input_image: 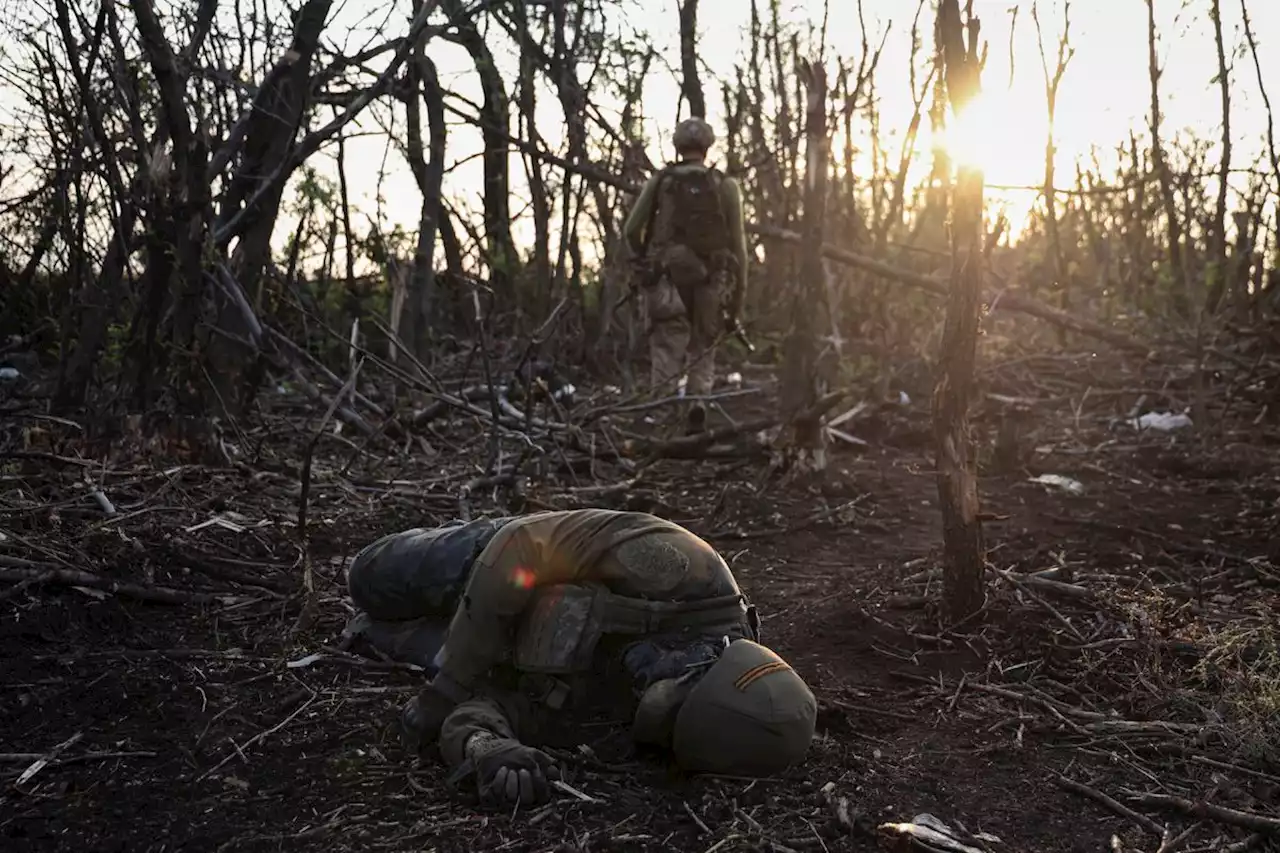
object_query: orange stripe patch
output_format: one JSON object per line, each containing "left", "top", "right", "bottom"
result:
{"left": 734, "top": 661, "right": 791, "bottom": 691}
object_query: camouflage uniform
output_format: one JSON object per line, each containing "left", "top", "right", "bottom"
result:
{"left": 623, "top": 119, "right": 749, "bottom": 423}
{"left": 346, "top": 509, "right": 816, "bottom": 806}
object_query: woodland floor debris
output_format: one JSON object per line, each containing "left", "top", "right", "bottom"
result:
{"left": 2, "top": 346, "right": 1279, "bottom": 853}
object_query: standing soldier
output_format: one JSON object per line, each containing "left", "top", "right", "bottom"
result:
{"left": 623, "top": 118, "right": 749, "bottom": 434}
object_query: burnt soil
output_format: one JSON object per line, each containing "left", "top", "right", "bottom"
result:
{"left": 2, "top": 349, "right": 1279, "bottom": 853}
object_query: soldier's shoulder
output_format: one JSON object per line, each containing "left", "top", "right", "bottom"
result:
{"left": 717, "top": 171, "right": 743, "bottom": 196}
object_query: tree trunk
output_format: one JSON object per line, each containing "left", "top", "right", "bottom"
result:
{"left": 412, "top": 55, "right": 447, "bottom": 360}
{"left": 514, "top": 5, "right": 551, "bottom": 314}
{"left": 440, "top": 0, "right": 517, "bottom": 296}
{"left": 933, "top": 0, "right": 986, "bottom": 624}
{"left": 782, "top": 59, "right": 830, "bottom": 473}
{"left": 678, "top": 0, "right": 706, "bottom": 118}
{"left": 1204, "top": 0, "right": 1232, "bottom": 314}
{"left": 337, "top": 133, "right": 360, "bottom": 324}
{"left": 401, "top": 10, "right": 445, "bottom": 360}
{"left": 1033, "top": 0, "right": 1073, "bottom": 340}
{"left": 1144, "top": 0, "right": 1191, "bottom": 316}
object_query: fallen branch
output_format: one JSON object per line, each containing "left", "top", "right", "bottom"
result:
{"left": 1125, "top": 793, "right": 1280, "bottom": 835}
{"left": 1054, "top": 774, "right": 1167, "bottom": 837}
{"left": 0, "top": 569, "right": 55, "bottom": 602}
{"left": 0, "top": 564, "right": 227, "bottom": 605}
{"left": 749, "top": 223, "right": 1151, "bottom": 354}
{"left": 995, "top": 568, "right": 1086, "bottom": 641}
{"left": 960, "top": 680, "right": 1108, "bottom": 722}
{"left": 1083, "top": 720, "right": 1203, "bottom": 735}
{"left": 998, "top": 569, "right": 1094, "bottom": 601}
{"left": 0, "top": 750, "right": 157, "bottom": 766}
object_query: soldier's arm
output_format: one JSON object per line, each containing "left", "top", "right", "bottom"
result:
{"left": 438, "top": 694, "right": 523, "bottom": 771}
{"left": 622, "top": 174, "right": 661, "bottom": 256}
{"left": 721, "top": 176, "right": 749, "bottom": 319}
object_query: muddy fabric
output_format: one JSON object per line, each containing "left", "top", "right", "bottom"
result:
{"left": 432, "top": 509, "right": 747, "bottom": 692}
{"left": 341, "top": 611, "right": 448, "bottom": 672}
{"left": 346, "top": 516, "right": 515, "bottom": 621}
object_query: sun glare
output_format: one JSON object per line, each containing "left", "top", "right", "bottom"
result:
{"left": 919, "top": 83, "right": 1056, "bottom": 237}
{"left": 929, "top": 86, "right": 1043, "bottom": 183}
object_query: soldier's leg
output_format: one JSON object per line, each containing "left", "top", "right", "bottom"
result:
{"left": 344, "top": 527, "right": 466, "bottom": 669}
{"left": 644, "top": 278, "right": 691, "bottom": 393}
{"left": 685, "top": 280, "right": 722, "bottom": 398}
{"left": 650, "top": 317, "right": 690, "bottom": 393}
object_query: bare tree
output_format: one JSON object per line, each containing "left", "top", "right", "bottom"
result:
{"left": 781, "top": 58, "right": 830, "bottom": 473}
{"left": 1144, "top": 0, "right": 1191, "bottom": 315}
{"left": 933, "top": 0, "right": 986, "bottom": 624}
{"left": 1032, "top": 0, "right": 1073, "bottom": 327}
{"left": 439, "top": 0, "right": 518, "bottom": 296}
{"left": 1207, "top": 0, "right": 1231, "bottom": 292}
{"left": 678, "top": 0, "right": 706, "bottom": 118}
{"left": 1239, "top": 1, "right": 1278, "bottom": 193}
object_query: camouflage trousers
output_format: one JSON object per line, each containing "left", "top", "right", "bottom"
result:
{"left": 644, "top": 274, "right": 722, "bottom": 397}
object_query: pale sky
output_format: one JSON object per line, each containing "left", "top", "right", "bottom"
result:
{"left": 2, "top": 0, "right": 1278, "bottom": 265}
{"left": 327, "top": 0, "right": 1280, "bottom": 257}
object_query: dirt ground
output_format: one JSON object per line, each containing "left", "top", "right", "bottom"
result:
{"left": 2, "top": 350, "right": 1279, "bottom": 853}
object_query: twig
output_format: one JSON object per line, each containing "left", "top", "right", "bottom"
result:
{"left": 684, "top": 801, "right": 712, "bottom": 835}
{"left": 0, "top": 750, "right": 157, "bottom": 766}
{"left": 995, "top": 567, "right": 1086, "bottom": 641}
{"left": 294, "top": 357, "right": 362, "bottom": 633}
{"left": 15, "top": 732, "right": 83, "bottom": 786}
{"left": 1054, "top": 774, "right": 1167, "bottom": 837}
{"left": 551, "top": 778, "right": 603, "bottom": 804}
{"left": 996, "top": 568, "right": 1094, "bottom": 601}
{"left": 1191, "top": 755, "right": 1280, "bottom": 787}
{"left": 707, "top": 496, "right": 868, "bottom": 541}
{"left": 196, "top": 694, "right": 319, "bottom": 782}
{"left": 962, "top": 680, "right": 1108, "bottom": 721}
{"left": 1155, "top": 822, "right": 1201, "bottom": 853}
{"left": 605, "top": 387, "right": 763, "bottom": 416}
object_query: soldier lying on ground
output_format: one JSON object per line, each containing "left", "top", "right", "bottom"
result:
{"left": 344, "top": 509, "right": 817, "bottom": 806}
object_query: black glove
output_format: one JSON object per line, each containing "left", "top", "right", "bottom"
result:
{"left": 448, "top": 735, "right": 562, "bottom": 806}
{"left": 723, "top": 312, "right": 739, "bottom": 334}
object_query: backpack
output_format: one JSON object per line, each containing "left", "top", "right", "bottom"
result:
{"left": 645, "top": 164, "right": 732, "bottom": 264}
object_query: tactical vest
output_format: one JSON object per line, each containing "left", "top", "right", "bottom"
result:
{"left": 646, "top": 163, "right": 732, "bottom": 265}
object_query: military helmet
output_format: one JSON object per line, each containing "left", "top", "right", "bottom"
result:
{"left": 672, "top": 117, "right": 716, "bottom": 153}
{"left": 667, "top": 639, "right": 817, "bottom": 775}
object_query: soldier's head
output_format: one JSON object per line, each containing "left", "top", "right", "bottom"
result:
{"left": 632, "top": 639, "right": 817, "bottom": 776}
{"left": 672, "top": 117, "right": 716, "bottom": 161}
